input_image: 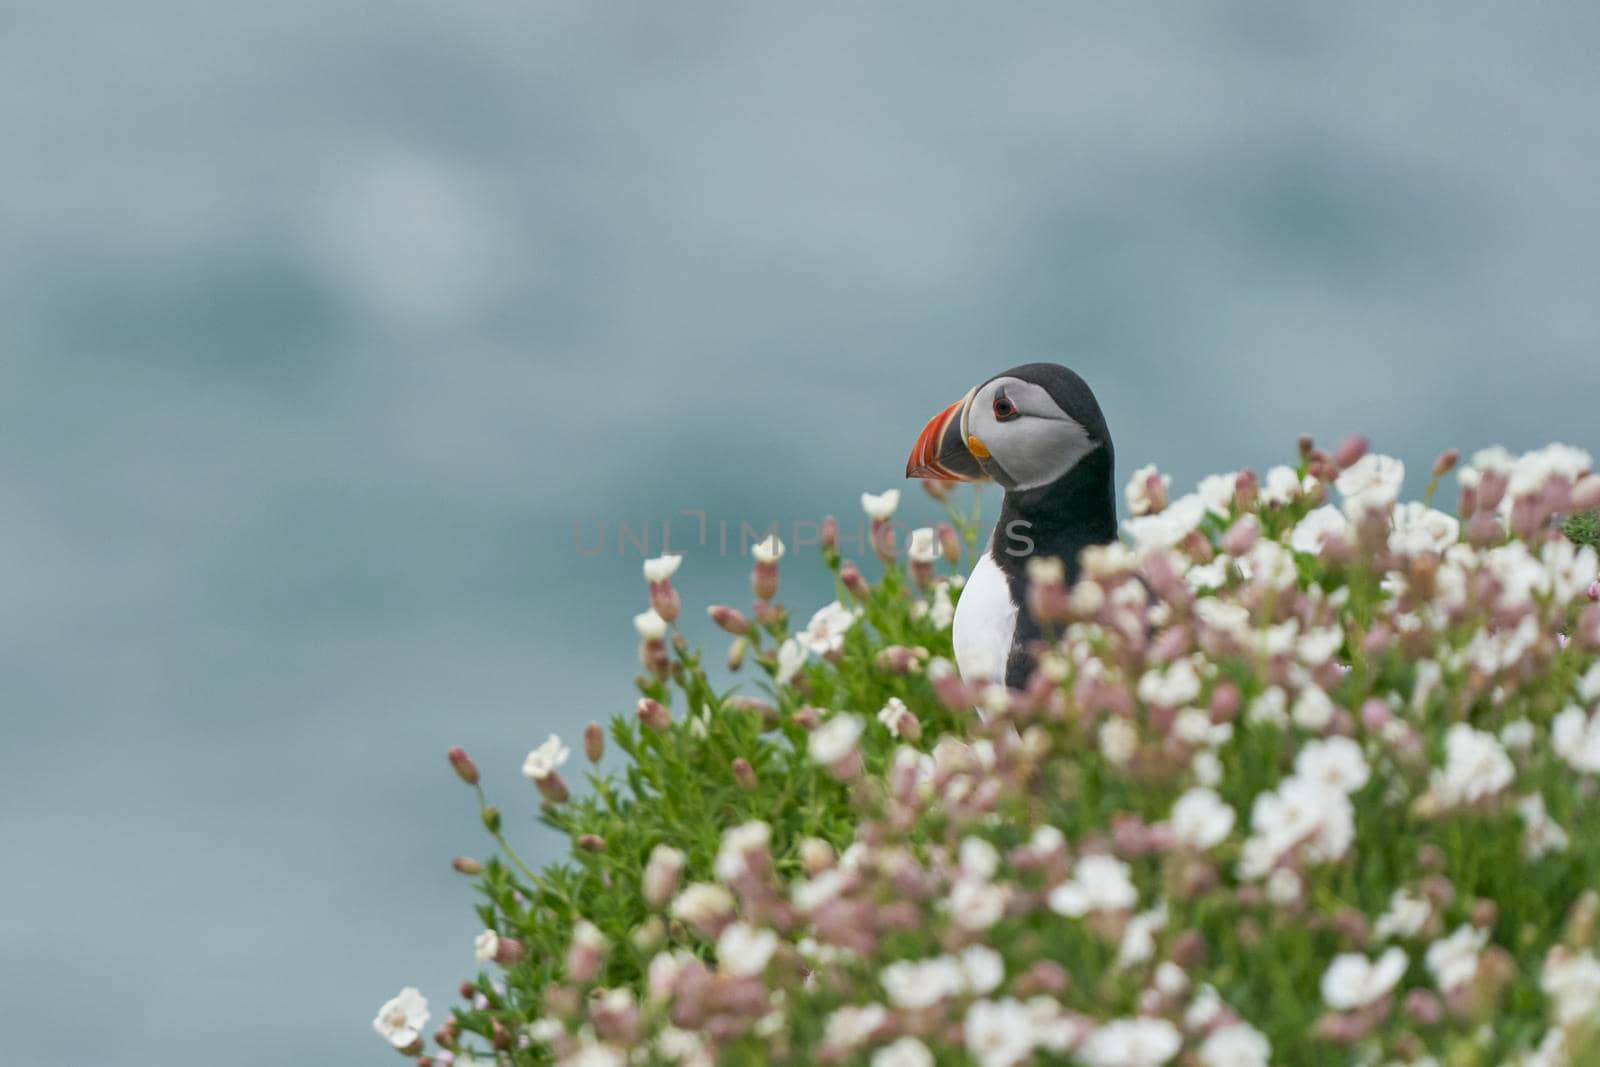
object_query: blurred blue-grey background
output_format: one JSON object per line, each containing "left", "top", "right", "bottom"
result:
{"left": 4, "top": 2, "right": 1598, "bottom": 1063}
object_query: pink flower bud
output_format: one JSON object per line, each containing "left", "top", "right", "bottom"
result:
{"left": 1572, "top": 475, "right": 1600, "bottom": 513}
{"left": 920, "top": 478, "right": 953, "bottom": 501}
{"left": 537, "top": 772, "right": 570, "bottom": 804}
{"left": 820, "top": 515, "right": 840, "bottom": 552}
{"left": 1432, "top": 448, "right": 1460, "bottom": 479}
{"left": 1589, "top": 579, "right": 1600, "bottom": 602}
{"left": 448, "top": 746, "right": 480, "bottom": 785}
{"left": 840, "top": 561, "right": 870, "bottom": 600}
{"left": 1221, "top": 515, "right": 1259, "bottom": 556}
{"left": 649, "top": 581, "right": 680, "bottom": 622}
{"left": 583, "top": 722, "right": 605, "bottom": 763}
{"left": 752, "top": 561, "right": 779, "bottom": 601}
{"left": 566, "top": 923, "right": 606, "bottom": 984}
{"left": 1333, "top": 434, "right": 1369, "bottom": 470}
{"left": 1466, "top": 512, "right": 1504, "bottom": 548}
{"left": 791, "top": 706, "right": 820, "bottom": 730}
{"left": 1360, "top": 698, "right": 1391, "bottom": 731}
{"left": 731, "top": 757, "right": 757, "bottom": 790}
{"left": 452, "top": 857, "right": 483, "bottom": 875}
{"left": 1404, "top": 989, "right": 1444, "bottom": 1025}
{"left": 495, "top": 938, "right": 526, "bottom": 965}
{"left": 1210, "top": 682, "right": 1241, "bottom": 722}
{"left": 577, "top": 833, "right": 606, "bottom": 853}
{"left": 871, "top": 518, "right": 896, "bottom": 561}
{"left": 707, "top": 605, "right": 750, "bottom": 636}
{"left": 1234, "top": 470, "right": 1258, "bottom": 512}
{"left": 637, "top": 698, "right": 672, "bottom": 732}
{"left": 643, "top": 845, "right": 686, "bottom": 907}
{"left": 938, "top": 522, "right": 962, "bottom": 565}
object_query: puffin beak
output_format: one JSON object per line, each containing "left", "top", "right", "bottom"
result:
{"left": 906, "top": 388, "right": 988, "bottom": 482}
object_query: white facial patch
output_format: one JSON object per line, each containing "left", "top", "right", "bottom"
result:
{"left": 966, "top": 377, "right": 1097, "bottom": 490}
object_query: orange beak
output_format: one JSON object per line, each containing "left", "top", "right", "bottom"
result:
{"left": 906, "top": 388, "right": 987, "bottom": 482}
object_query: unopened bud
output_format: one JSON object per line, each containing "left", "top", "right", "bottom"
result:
{"left": 481, "top": 806, "right": 501, "bottom": 833}
{"left": 637, "top": 698, "right": 671, "bottom": 732}
{"left": 1233, "top": 470, "right": 1258, "bottom": 512}
{"left": 577, "top": 833, "right": 607, "bottom": 853}
{"left": 1333, "top": 434, "right": 1369, "bottom": 470}
{"left": 1221, "top": 515, "right": 1259, "bottom": 557}
{"left": 1432, "top": 448, "right": 1460, "bottom": 479}
{"left": 920, "top": 478, "right": 952, "bottom": 501}
{"left": 1404, "top": 988, "right": 1444, "bottom": 1026}
{"left": 707, "top": 605, "right": 750, "bottom": 635}
{"left": 1572, "top": 475, "right": 1600, "bottom": 513}
{"left": 649, "top": 581, "right": 680, "bottom": 623}
{"left": 799, "top": 837, "right": 834, "bottom": 875}
{"left": 731, "top": 757, "right": 757, "bottom": 790}
{"left": 643, "top": 845, "right": 686, "bottom": 907}
{"left": 726, "top": 637, "right": 747, "bottom": 671}
{"left": 840, "top": 561, "right": 870, "bottom": 600}
{"left": 537, "top": 772, "right": 570, "bottom": 805}
{"left": 583, "top": 722, "right": 605, "bottom": 763}
{"left": 495, "top": 938, "right": 527, "bottom": 965}
{"left": 1297, "top": 434, "right": 1314, "bottom": 460}
{"left": 448, "top": 746, "right": 480, "bottom": 785}
{"left": 820, "top": 515, "right": 840, "bottom": 552}
{"left": 938, "top": 522, "right": 962, "bottom": 565}
{"left": 752, "top": 560, "right": 779, "bottom": 602}
{"left": 452, "top": 856, "right": 484, "bottom": 875}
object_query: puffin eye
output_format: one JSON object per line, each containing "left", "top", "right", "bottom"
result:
{"left": 992, "top": 393, "right": 1018, "bottom": 421}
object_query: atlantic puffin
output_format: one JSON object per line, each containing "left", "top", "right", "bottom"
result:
{"left": 905, "top": 363, "right": 1117, "bottom": 689}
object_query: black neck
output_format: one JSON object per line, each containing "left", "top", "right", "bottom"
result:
{"left": 988, "top": 445, "right": 1117, "bottom": 688}
{"left": 990, "top": 446, "right": 1118, "bottom": 584}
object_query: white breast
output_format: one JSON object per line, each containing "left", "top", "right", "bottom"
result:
{"left": 952, "top": 551, "right": 1018, "bottom": 684}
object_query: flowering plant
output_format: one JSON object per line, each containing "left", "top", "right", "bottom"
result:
{"left": 379, "top": 440, "right": 1600, "bottom": 1067}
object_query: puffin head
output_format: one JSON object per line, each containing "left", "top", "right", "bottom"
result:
{"left": 905, "top": 363, "right": 1112, "bottom": 493}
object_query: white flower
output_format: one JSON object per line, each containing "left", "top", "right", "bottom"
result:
{"left": 872, "top": 1037, "right": 934, "bottom": 1067}
{"left": 1294, "top": 736, "right": 1371, "bottom": 794}
{"left": 1197, "top": 472, "right": 1237, "bottom": 516}
{"left": 561, "top": 1043, "right": 625, "bottom": 1067}
{"left": 1125, "top": 464, "right": 1170, "bottom": 517}
{"left": 824, "top": 1003, "right": 887, "bottom": 1049}
{"left": 714, "top": 820, "right": 771, "bottom": 882}
{"left": 1336, "top": 453, "right": 1404, "bottom": 517}
{"left": 1186, "top": 559, "right": 1229, "bottom": 592}
{"left": 372, "top": 987, "right": 430, "bottom": 1049}
{"left": 1374, "top": 889, "right": 1432, "bottom": 941}
{"left": 960, "top": 945, "right": 1006, "bottom": 995}
{"left": 1320, "top": 947, "right": 1408, "bottom": 1010}
{"left": 669, "top": 883, "right": 734, "bottom": 926}
{"left": 1500, "top": 719, "right": 1536, "bottom": 751}
{"left": 1552, "top": 705, "right": 1600, "bottom": 773}
{"left": 1507, "top": 443, "right": 1593, "bottom": 497}
{"left": 1262, "top": 465, "right": 1313, "bottom": 506}
{"left": 716, "top": 922, "right": 778, "bottom": 976}
{"left": 1099, "top": 717, "right": 1139, "bottom": 767}
{"left": 951, "top": 877, "right": 1009, "bottom": 931}
{"left": 1192, "top": 749, "right": 1223, "bottom": 787}
{"left": 1389, "top": 502, "right": 1460, "bottom": 555}
{"left": 1117, "top": 904, "right": 1168, "bottom": 968}
{"left": 878, "top": 697, "right": 917, "bottom": 738}
{"left": 862, "top": 489, "right": 902, "bottom": 520}
{"left": 1290, "top": 505, "right": 1350, "bottom": 554}
{"left": 643, "top": 553, "right": 682, "bottom": 583}
{"left": 907, "top": 526, "right": 937, "bottom": 563}
{"left": 881, "top": 956, "right": 967, "bottom": 1010}
{"left": 776, "top": 637, "right": 806, "bottom": 685}
{"left": 929, "top": 584, "right": 957, "bottom": 629}
{"left": 1198, "top": 1022, "right": 1271, "bottom": 1067}
{"left": 1518, "top": 793, "right": 1570, "bottom": 860}
{"left": 751, "top": 534, "right": 785, "bottom": 563}
{"left": 1291, "top": 686, "right": 1336, "bottom": 731}
{"left": 959, "top": 836, "right": 1000, "bottom": 880}
{"left": 633, "top": 608, "right": 668, "bottom": 640}
{"left": 1541, "top": 949, "right": 1600, "bottom": 1026}
{"left": 1266, "top": 868, "right": 1302, "bottom": 906}
{"left": 473, "top": 929, "right": 499, "bottom": 963}
{"left": 522, "top": 734, "right": 571, "bottom": 781}
{"left": 1078, "top": 1017, "right": 1182, "bottom": 1067}
{"left": 1049, "top": 853, "right": 1138, "bottom": 916}
{"left": 1137, "top": 658, "right": 1201, "bottom": 707}
{"left": 1430, "top": 723, "right": 1514, "bottom": 806}
{"left": 1239, "top": 775, "right": 1354, "bottom": 878}
{"left": 1296, "top": 626, "right": 1343, "bottom": 667}
{"left": 808, "top": 713, "right": 864, "bottom": 765}
{"left": 964, "top": 998, "right": 1037, "bottom": 1067}
{"left": 1123, "top": 494, "right": 1206, "bottom": 553}
{"left": 798, "top": 600, "right": 858, "bottom": 656}
{"left": 1170, "top": 788, "right": 1235, "bottom": 850}
{"left": 1246, "top": 687, "right": 1289, "bottom": 727}
{"left": 1425, "top": 924, "right": 1488, "bottom": 992}
{"left": 1579, "top": 661, "right": 1600, "bottom": 703}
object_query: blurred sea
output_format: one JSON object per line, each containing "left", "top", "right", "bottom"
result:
{"left": 3, "top": 3, "right": 1598, "bottom": 1062}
